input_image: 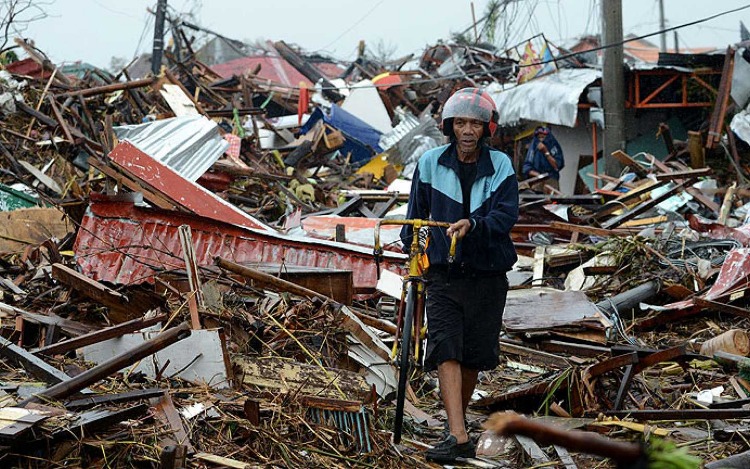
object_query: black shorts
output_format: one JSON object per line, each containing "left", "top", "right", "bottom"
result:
{"left": 423, "top": 268, "right": 509, "bottom": 371}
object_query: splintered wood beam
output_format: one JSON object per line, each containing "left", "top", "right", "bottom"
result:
{"left": 589, "top": 180, "right": 667, "bottom": 221}
{"left": 64, "top": 388, "right": 166, "bottom": 410}
{"left": 610, "top": 150, "right": 648, "bottom": 177}
{"left": 215, "top": 257, "right": 330, "bottom": 302}
{"left": 33, "top": 313, "right": 168, "bottom": 357}
{"left": 632, "top": 344, "right": 688, "bottom": 374}
{"left": 58, "top": 77, "right": 157, "bottom": 98}
{"left": 654, "top": 168, "right": 712, "bottom": 180}
{"left": 538, "top": 340, "right": 610, "bottom": 359}
{"left": 548, "top": 222, "right": 631, "bottom": 238}
{"left": 584, "top": 352, "right": 638, "bottom": 379}
{"left": 51, "top": 263, "right": 129, "bottom": 312}
{"left": 53, "top": 404, "right": 149, "bottom": 438}
{"left": 695, "top": 297, "right": 750, "bottom": 319}
{"left": 87, "top": 158, "right": 177, "bottom": 210}
{"left": 20, "top": 322, "right": 191, "bottom": 406}
{"left": 601, "top": 181, "right": 689, "bottom": 229}
{"left": 498, "top": 340, "right": 571, "bottom": 368}
{"left": 0, "top": 335, "right": 71, "bottom": 385}
{"left": 151, "top": 392, "right": 194, "bottom": 452}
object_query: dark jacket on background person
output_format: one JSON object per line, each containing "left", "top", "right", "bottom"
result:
{"left": 400, "top": 143, "right": 519, "bottom": 273}
{"left": 522, "top": 132, "right": 564, "bottom": 180}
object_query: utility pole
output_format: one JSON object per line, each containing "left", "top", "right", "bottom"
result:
{"left": 658, "top": 0, "right": 667, "bottom": 52}
{"left": 151, "top": 0, "right": 168, "bottom": 75}
{"left": 602, "top": 0, "right": 626, "bottom": 176}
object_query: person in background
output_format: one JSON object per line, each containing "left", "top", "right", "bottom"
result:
{"left": 521, "top": 126, "right": 565, "bottom": 193}
{"left": 401, "top": 87, "right": 518, "bottom": 463}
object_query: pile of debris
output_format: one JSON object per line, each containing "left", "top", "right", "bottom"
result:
{"left": 1, "top": 23, "right": 750, "bottom": 468}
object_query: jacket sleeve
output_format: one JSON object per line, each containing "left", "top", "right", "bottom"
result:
{"left": 551, "top": 143, "right": 564, "bottom": 171}
{"left": 400, "top": 162, "right": 431, "bottom": 252}
{"left": 470, "top": 172, "right": 519, "bottom": 238}
{"left": 521, "top": 146, "right": 534, "bottom": 178}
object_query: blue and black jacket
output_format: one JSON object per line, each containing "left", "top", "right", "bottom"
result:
{"left": 400, "top": 143, "right": 519, "bottom": 273}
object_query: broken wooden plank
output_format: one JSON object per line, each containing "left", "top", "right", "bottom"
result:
{"left": 151, "top": 392, "right": 194, "bottom": 453}
{"left": 654, "top": 168, "right": 712, "bottom": 181}
{"left": 584, "top": 352, "right": 638, "bottom": 379}
{"left": 53, "top": 404, "right": 148, "bottom": 438}
{"left": 64, "top": 388, "right": 166, "bottom": 410}
{"left": 504, "top": 289, "right": 606, "bottom": 333}
{"left": 21, "top": 323, "right": 191, "bottom": 406}
{"left": 0, "top": 335, "right": 72, "bottom": 385}
{"left": 498, "top": 340, "right": 571, "bottom": 368}
{"left": 547, "top": 221, "right": 632, "bottom": 238}
{"left": 589, "top": 180, "right": 668, "bottom": 221}
{"left": 0, "top": 207, "right": 71, "bottom": 252}
{"left": 695, "top": 297, "right": 750, "bottom": 319}
{"left": 538, "top": 340, "right": 610, "bottom": 359}
{"left": 33, "top": 313, "right": 168, "bottom": 357}
{"left": 611, "top": 150, "right": 648, "bottom": 177}
{"left": 88, "top": 158, "right": 177, "bottom": 210}
{"left": 216, "top": 257, "right": 329, "bottom": 302}
{"left": 51, "top": 263, "right": 130, "bottom": 314}
{"left": 234, "top": 356, "right": 370, "bottom": 401}
{"left": 601, "top": 181, "right": 690, "bottom": 229}
{"left": 273, "top": 41, "right": 344, "bottom": 102}
{"left": 59, "top": 77, "right": 156, "bottom": 98}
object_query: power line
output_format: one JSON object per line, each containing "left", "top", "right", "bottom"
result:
{"left": 233, "top": 1, "right": 750, "bottom": 93}
{"left": 315, "top": 0, "right": 385, "bottom": 53}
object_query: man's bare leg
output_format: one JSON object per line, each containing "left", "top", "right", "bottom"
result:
{"left": 461, "top": 367, "right": 479, "bottom": 412}
{"left": 437, "top": 360, "right": 468, "bottom": 443}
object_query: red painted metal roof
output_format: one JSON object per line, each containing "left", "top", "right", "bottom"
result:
{"left": 211, "top": 55, "right": 343, "bottom": 87}
{"left": 5, "top": 58, "right": 51, "bottom": 79}
{"left": 108, "top": 141, "right": 271, "bottom": 232}
{"left": 73, "top": 197, "right": 406, "bottom": 290}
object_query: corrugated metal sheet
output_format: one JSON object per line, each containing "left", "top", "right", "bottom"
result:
{"left": 486, "top": 68, "right": 601, "bottom": 127}
{"left": 73, "top": 197, "right": 407, "bottom": 290}
{"left": 378, "top": 110, "right": 443, "bottom": 176}
{"left": 113, "top": 115, "right": 228, "bottom": 182}
{"left": 108, "top": 141, "right": 271, "bottom": 232}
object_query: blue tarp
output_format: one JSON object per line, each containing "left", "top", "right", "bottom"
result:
{"left": 300, "top": 105, "right": 383, "bottom": 165}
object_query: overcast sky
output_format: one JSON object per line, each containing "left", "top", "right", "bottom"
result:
{"left": 15, "top": 0, "right": 750, "bottom": 69}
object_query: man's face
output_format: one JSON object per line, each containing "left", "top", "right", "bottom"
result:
{"left": 453, "top": 117, "right": 484, "bottom": 154}
{"left": 536, "top": 132, "right": 547, "bottom": 142}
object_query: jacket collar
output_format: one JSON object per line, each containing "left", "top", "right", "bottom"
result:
{"left": 438, "top": 143, "right": 495, "bottom": 179}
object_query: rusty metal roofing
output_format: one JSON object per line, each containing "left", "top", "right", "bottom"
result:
{"left": 108, "top": 141, "right": 272, "bottom": 232}
{"left": 73, "top": 196, "right": 406, "bottom": 290}
{"left": 113, "top": 116, "right": 229, "bottom": 183}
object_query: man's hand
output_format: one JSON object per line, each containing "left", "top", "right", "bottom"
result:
{"left": 536, "top": 142, "right": 547, "bottom": 152}
{"left": 447, "top": 219, "right": 472, "bottom": 240}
